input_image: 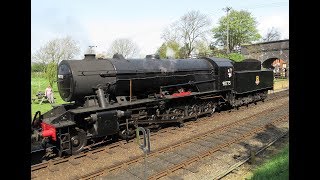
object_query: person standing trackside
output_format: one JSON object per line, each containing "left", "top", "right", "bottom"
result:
{"left": 45, "top": 85, "right": 54, "bottom": 104}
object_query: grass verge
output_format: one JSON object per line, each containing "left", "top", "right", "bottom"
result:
{"left": 248, "top": 144, "right": 289, "bottom": 180}
{"left": 31, "top": 73, "right": 67, "bottom": 117}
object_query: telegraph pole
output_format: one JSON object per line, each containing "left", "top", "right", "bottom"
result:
{"left": 223, "top": 7, "right": 231, "bottom": 53}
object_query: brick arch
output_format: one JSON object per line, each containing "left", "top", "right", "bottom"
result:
{"left": 262, "top": 58, "right": 278, "bottom": 69}
{"left": 241, "top": 39, "right": 289, "bottom": 66}
{"left": 262, "top": 57, "right": 288, "bottom": 69}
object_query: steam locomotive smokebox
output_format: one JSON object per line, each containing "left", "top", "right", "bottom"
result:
{"left": 234, "top": 70, "right": 273, "bottom": 94}
{"left": 57, "top": 58, "right": 117, "bottom": 102}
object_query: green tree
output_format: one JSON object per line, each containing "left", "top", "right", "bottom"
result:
{"left": 156, "top": 41, "right": 180, "bottom": 59}
{"left": 32, "top": 36, "right": 80, "bottom": 64}
{"left": 157, "top": 43, "right": 167, "bottom": 59}
{"left": 179, "top": 44, "right": 189, "bottom": 59}
{"left": 32, "top": 36, "right": 80, "bottom": 87}
{"left": 212, "top": 9, "right": 261, "bottom": 52}
{"left": 262, "top": 27, "right": 281, "bottom": 42}
{"left": 227, "top": 53, "right": 245, "bottom": 62}
{"left": 31, "top": 63, "right": 47, "bottom": 73}
{"left": 45, "top": 62, "right": 58, "bottom": 87}
{"left": 161, "top": 10, "right": 211, "bottom": 58}
{"left": 215, "top": 52, "right": 244, "bottom": 62}
{"left": 108, "top": 38, "right": 139, "bottom": 58}
{"left": 195, "top": 41, "right": 212, "bottom": 57}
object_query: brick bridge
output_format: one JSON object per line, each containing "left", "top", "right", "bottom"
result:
{"left": 240, "top": 39, "right": 289, "bottom": 69}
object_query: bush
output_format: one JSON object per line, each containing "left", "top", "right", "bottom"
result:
{"left": 45, "top": 62, "right": 58, "bottom": 87}
{"left": 215, "top": 52, "right": 245, "bottom": 62}
{"left": 31, "top": 63, "right": 47, "bottom": 73}
{"left": 249, "top": 144, "right": 289, "bottom": 180}
{"left": 227, "top": 53, "right": 245, "bottom": 62}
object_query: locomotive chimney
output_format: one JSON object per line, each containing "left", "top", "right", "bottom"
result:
{"left": 146, "top": 54, "right": 160, "bottom": 59}
{"left": 84, "top": 54, "right": 96, "bottom": 60}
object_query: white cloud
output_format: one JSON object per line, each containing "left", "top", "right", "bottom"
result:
{"left": 83, "top": 19, "right": 171, "bottom": 58}
{"left": 257, "top": 12, "right": 289, "bottom": 39}
{"left": 32, "top": 8, "right": 289, "bottom": 60}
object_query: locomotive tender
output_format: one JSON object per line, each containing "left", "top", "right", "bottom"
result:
{"left": 31, "top": 54, "right": 273, "bottom": 157}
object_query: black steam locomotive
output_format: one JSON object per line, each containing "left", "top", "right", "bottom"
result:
{"left": 31, "top": 54, "right": 273, "bottom": 157}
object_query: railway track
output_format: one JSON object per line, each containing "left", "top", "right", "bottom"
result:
{"left": 77, "top": 105, "right": 288, "bottom": 179}
{"left": 31, "top": 89, "right": 288, "bottom": 179}
{"left": 212, "top": 130, "right": 288, "bottom": 180}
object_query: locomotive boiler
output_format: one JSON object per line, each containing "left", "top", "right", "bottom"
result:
{"left": 31, "top": 54, "right": 273, "bottom": 159}
{"left": 58, "top": 54, "right": 218, "bottom": 103}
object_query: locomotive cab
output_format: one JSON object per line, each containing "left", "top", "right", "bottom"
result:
{"left": 203, "top": 57, "right": 234, "bottom": 91}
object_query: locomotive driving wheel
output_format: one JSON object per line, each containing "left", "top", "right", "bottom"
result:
{"left": 188, "top": 105, "right": 201, "bottom": 117}
{"left": 173, "top": 109, "right": 185, "bottom": 120}
{"left": 211, "top": 104, "right": 217, "bottom": 115}
{"left": 70, "top": 128, "right": 87, "bottom": 155}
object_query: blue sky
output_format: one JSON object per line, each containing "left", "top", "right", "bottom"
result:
{"left": 31, "top": 0, "right": 289, "bottom": 59}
